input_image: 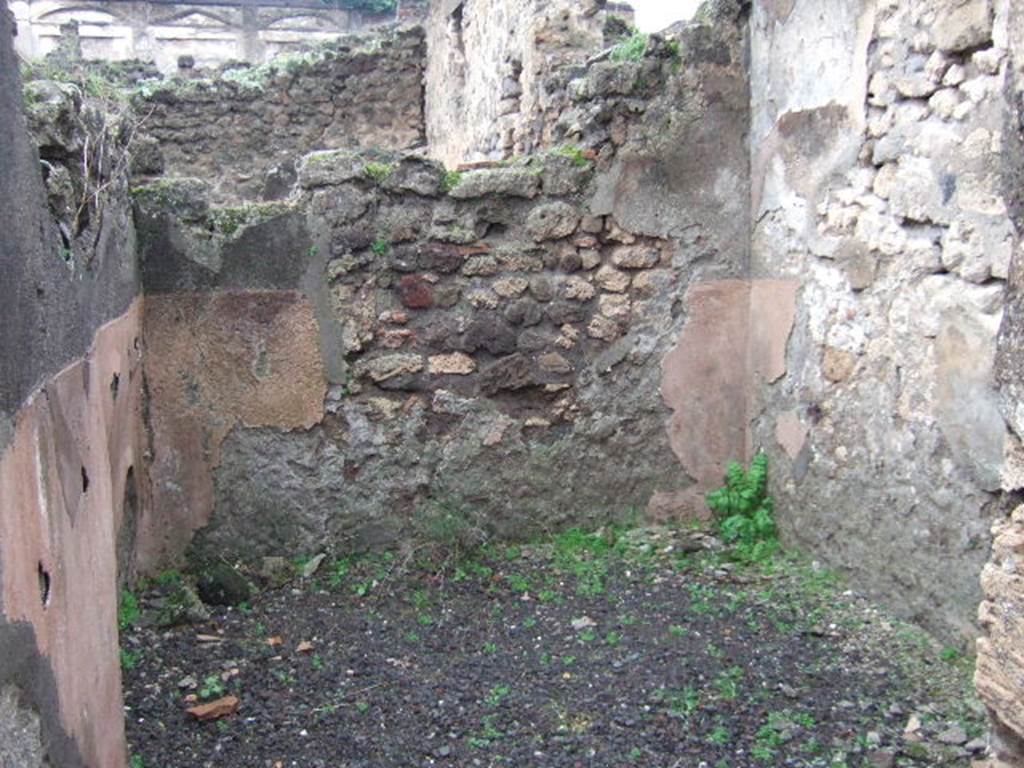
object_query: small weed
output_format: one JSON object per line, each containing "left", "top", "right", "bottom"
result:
{"left": 118, "top": 591, "right": 141, "bottom": 631}
{"left": 155, "top": 570, "right": 183, "bottom": 587}
{"left": 552, "top": 144, "right": 590, "bottom": 168}
{"left": 708, "top": 726, "right": 730, "bottom": 745}
{"left": 660, "top": 686, "right": 701, "bottom": 718}
{"left": 311, "top": 654, "right": 325, "bottom": 671}
{"left": 120, "top": 648, "right": 140, "bottom": 670}
{"left": 794, "top": 712, "right": 816, "bottom": 728}
{"left": 610, "top": 32, "right": 648, "bottom": 63}
{"left": 714, "top": 667, "right": 743, "bottom": 700}
{"left": 485, "top": 684, "right": 510, "bottom": 707}
{"left": 355, "top": 700, "right": 370, "bottom": 715}
{"left": 939, "top": 646, "right": 961, "bottom": 663}
{"left": 751, "top": 744, "right": 777, "bottom": 762}
{"left": 552, "top": 528, "right": 610, "bottom": 597}
{"left": 507, "top": 573, "right": 531, "bottom": 594}
{"left": 707, "top": 452, "right": 778, "bottom": 563}
{"left": 522, "top": 617, "right": 537, "bottom": 629}
{"left": 417, "top": 613, "right": 434, "bottom": 626}
{"left": 404, "top": 631, "right": 421, "bottom": 643}
{"left": 579, "top": 630, "right": 597, "bottom": 643}
{"left": 562, "top": 655, "right": 577, "bottom": 667}
{"left": 129, "top": 756, "right": 146, "bottom": 768}
{"left": 199, "top": 675, "right": 225, "bottom": 700}
{"left": 801, "top": 736, "right": 823, "bottom": 754}
{"left": 442, "top": 170, "right": 463, "bottom": 193}
{"left": 668, "top": 624, "right": 689, "bottom": 638}
{"left": 363, "top": 162, "right": 393, "bottom": 183}
{"left": 329, "top": 557, "right": 353, "bottom": 588}
{"left": 605, "top": 631, "right": 622, "bottom": 647}
{"left": 481, "top": 714, "right": 502, "bottom": 739}
{"left": 371, "top": 238, "right": 390, "bottom": 257}
{"left": 628, "top": 747, "right": 643, "bottom": 760}
{"left": 483, "top": 642, "right": 498, "bottom": 654}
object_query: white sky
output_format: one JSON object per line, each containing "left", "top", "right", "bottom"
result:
{"left": 630, "top": 0, "right": 703, "bottom": 32}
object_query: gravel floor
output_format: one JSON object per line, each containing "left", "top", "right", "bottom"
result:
{"left": 122, "top": 526, "right": 987, "bottom": 768}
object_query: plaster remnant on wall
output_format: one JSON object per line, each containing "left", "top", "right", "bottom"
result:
{"left": 662, "top": 280, "right": 749, "bottom": 489}
{"left": 142, "top": 292, "right": 327, "bottom": 569}
{"left": 660, "top": 279, "right": 797, "bottom": 491}
{"left": 0, "top": 301, "right": 146, "bottom": 768}
{"left": 750, "top": 280, "right": 798, "bottom": 385}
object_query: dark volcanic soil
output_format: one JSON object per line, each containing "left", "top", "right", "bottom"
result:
{"left": 122, "top": 527, "right": 985, "bottom": 768}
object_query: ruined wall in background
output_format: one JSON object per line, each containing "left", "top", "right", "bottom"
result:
{"left": 978, "top": 1, "right": 1024, "bottom": 765}
{"left": 424, "top": 0, "right": 634, "bottom": 167}
{"left": 132, "top": 27, "right": 425, "bottom": 202}
{"left": 0, "top": 8, "right": 145, "bottom": 767}
{"left": 749, "top": 0, "right": 1016, "bottom": 641}
{"left": 135, "top": 16, "right": 751, "bottom": 568}
{"left": 10, "top": 0, "right": 394, "bottom": 73}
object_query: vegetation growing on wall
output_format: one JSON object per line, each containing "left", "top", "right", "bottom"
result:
{"left": 609, "top": 31, "right": 648, "bottom": 63}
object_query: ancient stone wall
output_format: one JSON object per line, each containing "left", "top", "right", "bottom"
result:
{"left": 423, "top": 0, "right": 635, "bottom": 167}
{"left": 0, "top": 7, "right": 145, "bottom": 767}
{"left": 132, "top": 26, "right": 426, "bottom": 202}
{"left": 979, "top": 1, "right": 1024, "bottom": 764}
{"left": 748, "top": 0, "right": 1018, "bottom": 642}
{"left": 10, "top": 0, "right": 394, "bottom": 73}
{"left": 134, "top": 16, "right": 752, "bottom": 569}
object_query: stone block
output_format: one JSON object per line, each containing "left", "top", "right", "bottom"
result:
{"left": 933, "top": 0, "right": 992, "bottom": 52}
{"left": 448, "top": 168, "right": 541, "bottom": 199}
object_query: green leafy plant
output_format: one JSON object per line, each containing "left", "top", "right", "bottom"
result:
{"left": 442, "top": 170, "right": 463, "bottom": 193}
{"left": 553, "top": 145, "right": 590, "bottom": 168}
{"left": 363, "top": 162, "right": 394, "bottom": 183}
{"left": 120, "top": 648, "right": 140, "bottom": 670}
{"left": 706, "top": 452, "right": 778, "bottom": 562}
{"left": 118, "top": 591, "right": 140, "bottom": 631}
{"left": 199, "top": 675, "right": 225, "bottom": 700}
{"left": 129, "top": 756, "right": 146, "bottom": 768}
{"left": 708, "top": 726, "right": 730, "bottom": 745}
{"left": 610, "top": 32, "right": 648, "bottom": 63}
{"left": 939, "top": 646, "right": 961, "bottom": 663}
{"left": 485, "top": 684, "right": 510, "bottom": 707}
{"left": 713, "top": 666, "right": 743, "bottom": 700}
